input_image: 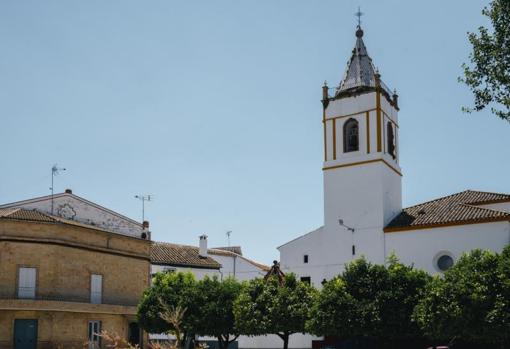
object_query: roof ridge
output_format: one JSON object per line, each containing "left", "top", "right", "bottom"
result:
{"left": 460, "top": 203, "right": 510, "bottom": 216}
{"left": 402, "top": 190, "right": 473, "bottom": 210}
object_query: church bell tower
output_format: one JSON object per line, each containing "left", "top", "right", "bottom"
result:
{"left": 322, "top": 24, "right": 402, "bottom": 264}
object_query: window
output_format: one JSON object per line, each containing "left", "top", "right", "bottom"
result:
{"left": 437, "top": 255, "right": 454, "bottom": 272}
{"left": 387, "top": 122, "right": 396, "bottom": 158}
{"left": 352, "top": 245, "right": 356, "bottom": 256}
{"left": 300, "top": 276, "right": 311, "bottom": 285}
{"left": 88, "top": 321, "right": 101, "bottom": 349}
{"left": 18, "top": 267, "right": 36, "bottom": 299}
{"left": 303, "top": 255, "right": 309, "bottom": 264}
{"left": 90, "top": 274, "right": 102, "bottom": 304}
{"left": 343, "top": 118, "right": 359, "bottom": 152}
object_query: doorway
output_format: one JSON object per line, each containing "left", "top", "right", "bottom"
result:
{"left": 14, "top": 319, "right": 38, "bottom": 349}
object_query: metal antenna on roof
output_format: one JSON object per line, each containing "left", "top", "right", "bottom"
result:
{"left": 134, "top": 194, "right": 153, "bottom": 222}
{"left": 226, "top": 230, "right": 232, "bottom": 247}
{"left": 50, "top": 164, "right": 66, "bottom": 215}
{"left": 355, "top": 6, "right": 363, "bottom": 28}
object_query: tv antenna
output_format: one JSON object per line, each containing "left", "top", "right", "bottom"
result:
{"left": 355, "top": 6, "right": 364, "bottom": 27}
{"left": 226, "top": 230, "right": 232, "bottom": 247}
{"left": 50, "top": 164, "right": 66, "bottom": 215}
{"left": 134, "top": 194, "right": 153, "bottom": 222}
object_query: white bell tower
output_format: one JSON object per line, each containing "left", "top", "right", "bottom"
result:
{"left": 322, "top": 25, "right": 402, "bottom": 264}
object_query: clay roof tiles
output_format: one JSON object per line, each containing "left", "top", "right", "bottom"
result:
{"left": 385, "top": 190, "right": 510, "bottom": 232}
{"left": 151, "top": 242, "right": 221, "bottom": 269}
{"left": 0, "top": 208, "right": 57, "bottom": 222}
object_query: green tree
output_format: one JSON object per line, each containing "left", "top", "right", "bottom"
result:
{"left": 308, "top": 257, "right": 430, "bottom": 346}
{"left": 460, "top": 0, "right": 510, "bottom": 121}
{"left": 234, "top": 274, "right": 316, "bottom": 349}
{"left": 137, "top": 272, "right": 199, "bottom": 347}
{"left": 194, "top": 276, "right": 242, "bottom": 349}
{"left": 414, "top": 249, "right": 509, "bottom": 347}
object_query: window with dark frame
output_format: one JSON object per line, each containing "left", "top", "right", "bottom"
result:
{"left": 303, "top": 254, "right": 308, "bottom": 264}
{"left": 352, "top": 245, "right": 356, "bottom": 256}
{"left": 343, "top": 118, "right": 359, "bottom": 152}
{"left": 300, "top": 276, "right": 311, "bottom": 285}
{"left": 387, "top": 122, "right": 396, "bottom": 158}
{"left": 88, "top": 321, "right": 101, "bottom": 349}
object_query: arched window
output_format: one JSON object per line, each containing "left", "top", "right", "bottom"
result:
{"left": 387, "top": 122, "right": 396, "bottom": 159}
{"left": 343, "top": 118, "right": 359, "bottom": 152}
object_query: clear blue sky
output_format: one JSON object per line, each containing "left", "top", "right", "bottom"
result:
{"left": 1, "top": 1, "right": 508, "bottom": 264}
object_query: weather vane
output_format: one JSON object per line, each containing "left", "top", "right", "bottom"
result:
{"left": 355, "top": 6, "right": 363, "bottom": 27}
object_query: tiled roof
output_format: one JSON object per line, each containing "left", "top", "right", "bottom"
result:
{"left": 212, "top": 246, "right": 243, "bottom": 256}
{"left": 385, "top": 190, "right": 510, "bottom": 232}
{"left": 151, "top": 242, "right": 221, "bottom": 269}
{"left": 0, "top": 208, "right": 57, "bottom": 222}
{"left": 0, "top": 208, "right": 146, "bottom": 240}
{"left": 336, "top": 27, "right": 377, "bottom": 95}
{"left": 209, "top": 248, "right": 270, "bottom": 271}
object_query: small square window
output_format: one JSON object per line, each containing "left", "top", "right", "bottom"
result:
{"left": 300, "top": 276, "right": 311, "bottom": 285}
{"left": 303, "top": 255, "right": 309, "bottom": 264}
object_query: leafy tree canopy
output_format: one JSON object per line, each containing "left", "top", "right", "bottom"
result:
{"left": 137, "top": 271, "right": 199, "bottom": 336}
{"left": 234, "top": 273, "right": 316, "bottom": 349}
{"left": 308, "top": 256, "right": 430, "bottom": 343}
{"left": 194, "top": 276, "right": 243, "bottom": 349}
{"left": 460, "top": 0, "right": 510, "bottom": 121}
{"left": 414, "top": 248, "right": 510, "bottom": 347}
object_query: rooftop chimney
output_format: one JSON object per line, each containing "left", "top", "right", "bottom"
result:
{"left": 65, "top": 189, "right": 72, "bottom": 194}
{"left": 142, "top": 221, "right": 149, "bottom": 229}
{"left": 199, "top": 234, "right": 208, "bottom": 258}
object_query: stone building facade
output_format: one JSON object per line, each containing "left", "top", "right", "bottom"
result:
{"left": 0, "top": 207, "right": 151, "bottom": 349}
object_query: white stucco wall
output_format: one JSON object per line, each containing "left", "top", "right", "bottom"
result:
{"left": 151, "top": 264, "right": 221, "bottom": 280}
{"left": 210, "top": 253, "right": 267, "bottom": 281}
{"left": 385, "top": 221, "right": 510, "bottom": 274}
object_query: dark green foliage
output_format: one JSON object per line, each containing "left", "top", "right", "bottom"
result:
{"left": 234, "top": 274, "right": 316, "bottom": 349}
{"left": 308, "top": 256, "right": 430, "bottom": 345}
{"left": 460, "top": 0, "right": 510, "bottom": 121}
{"left": 195, "top": 276, "right": 242, "bottom": 349}
{"left": 414, "top": 248, "right": 510, "bottom": 347}
{"left": 137, "top": 271, "right": 198, "bottom": 336}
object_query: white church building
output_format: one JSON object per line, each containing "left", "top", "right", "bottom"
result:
{"left": 278, "top": 24, "right": 510, "bottom": 287}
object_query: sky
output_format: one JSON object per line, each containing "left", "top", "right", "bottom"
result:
{"left": 1, "top": 1, "right": 509, "bottom": 264}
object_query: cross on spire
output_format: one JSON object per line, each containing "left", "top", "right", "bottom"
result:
{"left": 355, "top": 6, "right": 363, "bottom": 28}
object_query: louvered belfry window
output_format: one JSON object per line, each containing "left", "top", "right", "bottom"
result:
{"left": 344, "top": 118, "right": 359, "bottom": 152}
{"left": 387, "top": 122, "right": 396, "bottom": 158}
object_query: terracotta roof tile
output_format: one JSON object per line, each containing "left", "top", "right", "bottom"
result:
{"left": 0, "top": 208, "right": 56, "bottom": 222}
{"left": 151, "top": 242, "right": 221, "bottom": 269}
{"left": 208, "top": 248, "right": 270, "bottom": 271}
{"left": 385, "top": 190, "right": 510, "bottom": 232}
{"left": 212, "top": 246, "right": 243, "bottom": 255}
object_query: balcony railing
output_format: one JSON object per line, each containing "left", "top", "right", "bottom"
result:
{"left": 0, "top": 290, "right": 138, "bottom": 307}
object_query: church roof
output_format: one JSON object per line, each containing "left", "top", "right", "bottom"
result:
{"left": 336, "top": 27, "right": 377, "bottom": 94}
{"left": 385, "top": 190, "right": 510, "bottom": 232}
{"left": 333, "top": 26, "right": 395, "bottom": 105}
{"left": 151, "top": 241, "right": 222, "bottom": 269}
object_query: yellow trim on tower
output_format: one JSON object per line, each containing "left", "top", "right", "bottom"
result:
{"left": 332, "top": 118, "right": 337, "bottom": 160}
{"left": 323, "top": 109, "right": 327, "bottom": 161}
{"left": 376, "top": 91, "right": 382, "bottom": 152}
{"left": 322, "top": 158, "right": 402, "bottom": 177}
{"left": 323, "top": 108, "right": 377, "bottom": 122}
{"left": 365, "top": 111, "right": 370, "bottom": 154}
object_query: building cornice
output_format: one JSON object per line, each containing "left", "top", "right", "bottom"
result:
{"left": 323, "top": 158, "right": 402, "bottom": 177}
{"left": 0, "top": 235, "right": 150, "bottom": 261}
{"left": 384, "top": 217, "right": 510, "bottom": 233}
